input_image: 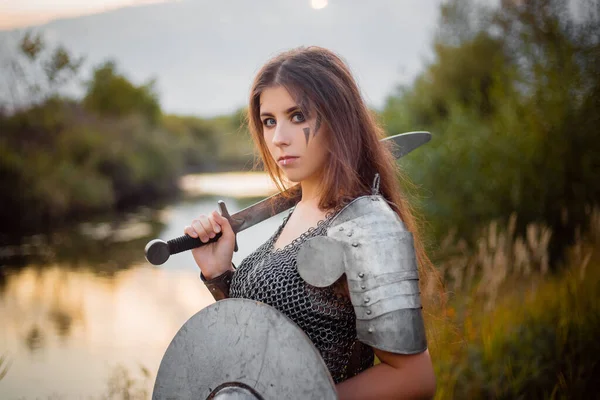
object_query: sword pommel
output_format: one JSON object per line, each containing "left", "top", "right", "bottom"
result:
{"left": 145, "top": 239, "right": 170, "bottom": 265}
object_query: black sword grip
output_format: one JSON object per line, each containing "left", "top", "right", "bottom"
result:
{"left": 145, "top": 232, "right": 223, "bottom": 265}
{"left": 145, "top": 200, "right": 236, "bottom": 265}
{"left": 168, "top": 232, "right": 223, "bottom": 254}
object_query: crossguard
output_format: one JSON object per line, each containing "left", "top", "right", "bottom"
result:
{"left": 217, "top": 200, "right": 240, "bottom": 252}
{"left": 144, "top": 200, "right": 241, "bottom": 265}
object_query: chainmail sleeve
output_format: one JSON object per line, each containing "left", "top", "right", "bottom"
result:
{"left": 229, "top": 210, "right": 374, "bottom": 383}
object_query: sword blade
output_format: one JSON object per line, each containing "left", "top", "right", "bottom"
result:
{"left": 227, "top": 190, "right": 299, "bottom": 234}
{"left": 229, "top": 131, "right": 431, "bottom": 234}
{"left": 385, "top": 131, "right": 432, "bottom": 159}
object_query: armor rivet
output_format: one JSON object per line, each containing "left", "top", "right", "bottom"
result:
{"left": 368, "top": 327, "right": 374, "bottom": 333}
{"left": 358, "top": 272, "right": 364, "bottom": 278}
{"left": 347, "top": 232, "right": 353, "bottom": 237}
{"left": 366, "top": 310, "right": 372, "bottom": 315}
{"left": 364, "top": 297, "right": 370, "bottom": 303}
{"left": 361, "top": 285, "right": 366, "bottom": 290}
{"left": 339, "top": 227, "right": 344, "bottom": 231}
{"left": 352, "top": 242, "right": 359, "bottom": 247}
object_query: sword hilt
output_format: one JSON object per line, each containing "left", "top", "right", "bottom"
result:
{"left": 217, "top": 200, "right": 239, "bottom": 253}
{"left": 144, "top": 200, "right": 238, "bottom": 265}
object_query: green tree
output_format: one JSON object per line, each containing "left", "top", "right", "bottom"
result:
{"left": 382, "top": 0, "right": 600, "bottom": 265}
{"left": 0, "top": 33, "right": 182, "bottom": 234}
{"left": 83, "top": 61, "right": 161, "bottom": 125}
{"left": 0, "top": 30, "right": 84, "bottom": 109}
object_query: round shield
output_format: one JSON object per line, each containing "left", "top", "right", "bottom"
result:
{"left": 152, "top": 298, "right": 337, "bottom": 400}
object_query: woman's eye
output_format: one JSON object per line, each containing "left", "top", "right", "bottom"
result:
{"left": 291, "top": 112, "right": 306, "bottom": 123}
{"left": 263, "top": 118, "right": 276, "bottom": 127}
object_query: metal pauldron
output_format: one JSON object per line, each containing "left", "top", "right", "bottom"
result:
{"left": 296, "top": 195, "right": 427, "bottom": 354}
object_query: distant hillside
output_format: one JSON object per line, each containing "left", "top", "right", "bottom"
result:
{"left": 0, "top": 0, "right": 440, "bottom": 116}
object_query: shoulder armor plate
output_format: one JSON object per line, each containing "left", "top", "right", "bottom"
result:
{"left": 297, "top": 195, "right": 427, "bottom": 354}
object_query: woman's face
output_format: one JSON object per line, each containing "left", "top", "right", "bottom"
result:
{"left": 259, "top": 85, "right": 329, "bottom": 184}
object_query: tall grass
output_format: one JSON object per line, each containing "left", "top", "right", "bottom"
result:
{"left": 426, "top": 208, "right": 600, "bottom": 399}
{"left": 0, "top": 353, "right": 10, "bottom": 381}
{"left": 99, "top": 364, "right": 152, "bottom": 400}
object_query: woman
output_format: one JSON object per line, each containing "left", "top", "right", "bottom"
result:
{"left": 184, "top": 46, "right": 437, "bottom": 399}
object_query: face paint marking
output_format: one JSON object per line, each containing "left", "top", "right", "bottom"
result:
{"left": 303, "top": 127, "right": 311, "bottom": 145}
{"left": 298, "top": 93, "right": 309, "bottom": 117}
{"left": 314, "top": 115, "right": 322, "bottom": 136}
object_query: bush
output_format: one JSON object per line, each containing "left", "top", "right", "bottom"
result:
{"left": 429, "top": 214, "right": 600, "bottom": 399}
{"left": 0, "top": 101, "right": 183, "bottom": 234}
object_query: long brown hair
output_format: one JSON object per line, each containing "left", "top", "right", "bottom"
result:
{"left": 247, "top": 46, "right": 441, "bottom": 300}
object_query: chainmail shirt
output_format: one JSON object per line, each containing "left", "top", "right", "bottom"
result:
{"left": 229, "top": 209, "right": 374, "bottom": 383}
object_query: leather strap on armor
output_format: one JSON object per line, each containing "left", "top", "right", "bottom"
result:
{"left": 201, "top": 269, "right": 234, "bottom": 301}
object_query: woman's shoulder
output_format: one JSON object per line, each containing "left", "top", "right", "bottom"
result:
{"left": 328, "top": 194, "right": 406, "bottom": 230}
{"left": 295, "top": 193, "right": 425, "bottom": 354}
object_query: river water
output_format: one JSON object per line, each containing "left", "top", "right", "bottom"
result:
{"left": 0, "top": 174, "right": 288, "bottom": 399}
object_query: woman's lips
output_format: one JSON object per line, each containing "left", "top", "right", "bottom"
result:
{"left": 278, "top": 156, "right": 299, "bottom": 166}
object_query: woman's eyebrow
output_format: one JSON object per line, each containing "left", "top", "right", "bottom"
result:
{"left": 284, "top": 105, "right": 301, "bottom": 114}
{"left": 260, "top": 105, "right": 300, "bottom": 118}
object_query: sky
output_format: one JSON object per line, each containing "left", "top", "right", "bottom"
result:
{"left": 0, "top": 0, "right": 441, "bottom": 115}
{"left": 0, "top": 0, "right": 174, "bottom": 30}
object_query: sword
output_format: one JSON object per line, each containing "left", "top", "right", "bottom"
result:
{"left": 144, "top": 131, "right": 431, "bottom": 265}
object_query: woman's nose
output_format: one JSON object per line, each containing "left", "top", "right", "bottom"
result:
{"left": 272, "top": 124, "right": 291, "bottom": 147}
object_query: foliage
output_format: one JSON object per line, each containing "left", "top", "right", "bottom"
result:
{"left": 383, "top": 0, "right": 600, "bottom": 265}
{"left": 0, "top": 353, "right": 9, "bottom": 381}
{"left": 83, "top": 61, "right": 161, "bottom": 126}
{"left": 161, "top": 108, "right": 254, "bottom": 173}
{"left": 0, "top": 32, "right": 247, "bottom": 235}
{"left": 99, "top": 364, "right": 151, "bottom": 400}
{"left": 1, "top": 31, "right": 84, "bottom": 109}
{"left": 427, "top": 209, "right": 600, "bottom": 399}
{"left": 0, "top": 99, "right": 182, "bottom": 233}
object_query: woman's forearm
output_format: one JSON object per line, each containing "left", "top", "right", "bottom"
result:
{"left": 336, "top": 352, "right": 436, "bottom": 400}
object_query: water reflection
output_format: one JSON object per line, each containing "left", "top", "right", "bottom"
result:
{"left": 0, "top": 209, "right": 166, "bottom": 273}
{"left": 0, "top": 193, "right": 287, "bottom": 399}
{"left": 1, "top": 265, "right": 212, "bottom": 398}
{"left": 24, "top": 325, "right": 45, "bottom": 353}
